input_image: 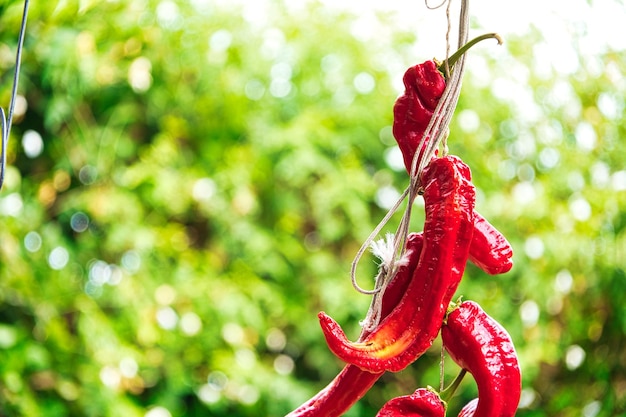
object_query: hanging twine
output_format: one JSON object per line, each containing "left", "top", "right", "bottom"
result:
{"left": 1, "top": 0, "right": 31, "bottom": 191}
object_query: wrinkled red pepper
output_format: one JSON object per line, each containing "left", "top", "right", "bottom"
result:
{"left": 286, "top": 233, "right": 425, "bottom": 417}
{"left": 393, "top": 33, "right": 502, "bottom": 175}
{"left": 376, "top": 387, "right": 446, "bottom": 417}
{"left": 441, "top": 300, "right": 522, "bottom": 417}
{"left": 393, "top": 60, "right": 446, "bottom": 173}
{"left": 318, "top": 155, "right": 475, "bottom": 373}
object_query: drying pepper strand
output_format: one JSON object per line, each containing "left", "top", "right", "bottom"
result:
{"left": 395, "top": 73, "right": 513, "bottom": 277}
{"left": 286, "top": 233, "right": 425, "bottom": 417}
{"left": 441, "top": 300, "right": 522, "bottom": 417}
{"left": 318, "top": 155, "right": 475, "bottom": 373}
{"left": 392, "top": 37, "right": 512, "bottom": 277}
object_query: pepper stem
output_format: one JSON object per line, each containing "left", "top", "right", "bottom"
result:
{"left": 439, "top": 368, "right": 467, "bottom": 402}
{"left": 437, "top": 32, "right": 503, "bottom": 77}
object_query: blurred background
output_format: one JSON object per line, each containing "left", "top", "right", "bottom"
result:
{"left": 1, "top": 0, "right": 625, "bottom": 416}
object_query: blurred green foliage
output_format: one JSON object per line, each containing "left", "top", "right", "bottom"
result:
{"left": 1, "top": 0, "right": 625, "bottom": 416}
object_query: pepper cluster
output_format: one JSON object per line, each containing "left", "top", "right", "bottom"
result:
{"left": 287, "top": 40, "right": 520, "bottom": 417}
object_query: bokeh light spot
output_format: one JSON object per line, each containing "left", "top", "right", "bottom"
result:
{"left": 24, "top": 231, "right": 42, "bottom": 253}
{"left": 128, "top": 57, "right": 153, "bottom": 93}
{"left": 273, "top": 354, "right": 294, "bottom": 375}
{"left": 458, "top": 109, "right": 480, "bottom": 133}
{"left": 575, "top": 122, "right": 597, "bottom": 152}
{"left": 22, "top": 130, "right": 44, "bottom": 158}
{"left": 145, "top": 406, "right": 172, "bottom": 417}
{"left": 568, "top": 196, "right": 592, "bottom": 221}
{"left": 209, "top": 29, "right": 232, "bottom": 52}
{"left": 180, "top": 312, "right": 202, "bottom": 336}
{"left": 237, "top": 384, "right": 260, "bottom": 405}
{"left": 78, "top": 165, "right": 98, "bottom": 185}
{"left": 207, "top": 371, "right": 228, "bottom": 390}
{"left": 353, "top": 72, "right": 375, "bottom": 94}
{"left": 565, "top": 344, "right": 586, "bottom": 370}
{"left": 520, "top": 300, "right": 540, "bottom": 328}
{"left": 234, "top": 348, "right": 256, "bottom": 369}
{"left": 154, "top": 284, "right": 176, "bottom": 306}
{"left": 0, "top": 193, "right": 24, "bottom": 217}
{"left": 48, "top": 247, "right": 70, "bottom": 270}
{"left": 70, "top": 212, "right": 90, "bottom": 233}
{"left": 583, "top": 400, "right": 601, "bottom": 417}
{"left": 197, "top": 383, "right": 221, "bottom": 404}
{"left": 156, "top": 307, "right": 178, "bottom": 330}
{"left": 554, "top": 269, "right": 573, "bottom": 294}
{"left": 265, "top": 328, "right": 286, "bottom": 352}
{"left": 156, "top": 0, "right": 181, "bottom": 30}
{"left": 100, "top": 365, "right": 121, "bottom": 389}
{"left": 524, "top": 236, "right": 544, "bottom": 259}
{"left": 121, "top": 250, "right": 141, "bottom": 273}
{"left": 244, "top": 79, "right": 265, "bottom": 101}
{"left": 537, "top": 147, "right": 560, "bottom": 171}
{"left": 375, "top": 185, "right": 401, "bottom": 210}
{"left": 119, "top": 357, "right": 139, "bottom": 378}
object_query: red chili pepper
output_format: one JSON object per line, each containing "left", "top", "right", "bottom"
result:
{"left": 393, "top": 34, "right": 502, "bottom": 175}
{"left": 393, "top": 60, "right": 446, "bottom": 173}
{"left": 376, "top": 387, "right": 446, "bottom": 417}
{"left": 286, "top": 233, "right": 425, "bottom": 417}
{"left": 285, "top": 364, "right": 382, "bottom": 417}
{"left": 441, "top": 300, "right": 522, "bottom": 417}
{"left": 468, "top": 212, "right": 513, "bottom": 275}
{"left": 318, "top": 155, "right": 475, "bottom": 373}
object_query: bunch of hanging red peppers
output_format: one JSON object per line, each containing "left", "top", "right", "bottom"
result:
{"left": 287, "top": 38, "right": 521, "bottom": 417}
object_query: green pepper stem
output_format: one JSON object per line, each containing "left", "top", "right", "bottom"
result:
{"left": 439, "top": 368, "right": 468, "bottom": 402}
{"left": 438, "top": 33, "right": 503, "bottom": 77}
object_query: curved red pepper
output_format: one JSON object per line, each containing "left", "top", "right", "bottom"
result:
{"left": 393, "top": 60, "right": 446, "bottom": 173}
{"left": 468, "top": 213, "right": 513, "bottom": 275}
{"left": 287, "top": 233, "right": 425, "bottom": 417}
{"left": 441, "top": 300, "right": 521, "bottom": 417}
{"left": 285, "top": 364, "right": 381, "bottom": 417}
{"left": 318, "top": 155, "right": 475, "bottom": 373}
{"left": 376, "top": 388, "right": 446, "bottom": 417}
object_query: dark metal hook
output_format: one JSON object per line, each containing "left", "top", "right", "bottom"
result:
{"left": 1, "top": 0, "right": 30, "bottom": 191}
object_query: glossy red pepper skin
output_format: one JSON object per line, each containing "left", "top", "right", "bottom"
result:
{"left": 393, "top": 60, "right": 446, "bottom": 173}
{"left": 469, "top": 213, "right": 513, "bottom": 275}
{"left": 318, "top": 155, "right": 475, "bottom": 373}
{"left": 457, "top": 398, "right": 479, "bottom": 417}
{"left": 287, "top": 233, "right": 425, "bottom": 417}
{"left": 286, "top": 364, "right": 382, "bottom": 417}
{"left": 376, "top": 388, "right": 446, "bottom": 417}
{"left": 441, "top": 301, "right": 521, "bottom": 417}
